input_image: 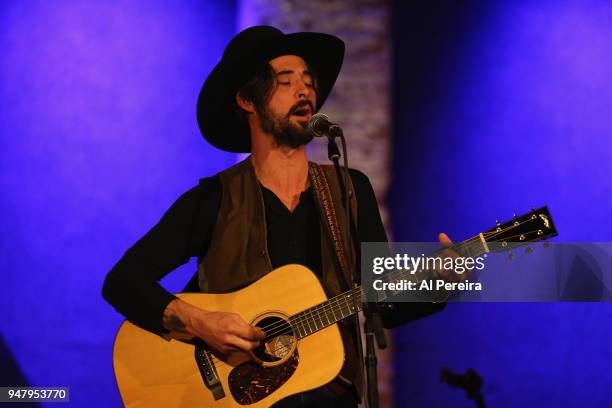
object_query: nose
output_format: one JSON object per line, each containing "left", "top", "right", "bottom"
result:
{"left": 296, "top": 78, "right": 312, "bottom": 100}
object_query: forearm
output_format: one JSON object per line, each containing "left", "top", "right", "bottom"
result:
{"left": 162, "top": 299, "right": 265, "bottom": 353}
{"left": 102, "top": 264, "right": 178, "bottom": 335}
{"left": 162, "top": 298, "right": 210, "bottom": 339}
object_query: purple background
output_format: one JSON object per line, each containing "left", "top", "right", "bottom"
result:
{"left": 2, "top": 0, "right": 612, "bottom": 406}
{"left": 1, "top": 1, "right": 236, "bottom": 405}
{"left": 391, "top": 1, "right": 612, "bottom": 407}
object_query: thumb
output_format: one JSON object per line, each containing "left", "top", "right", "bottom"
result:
{"left": 438, "top": 232, "right": 453, "bottom": 246}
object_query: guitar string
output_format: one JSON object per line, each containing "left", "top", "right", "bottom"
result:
{"left": 451, "top": 216, "right": 545, "bottom": 253}
{"left": 217, "top": 216, "right": 545, "bottom": 351}
{"left": 236, "top": 216, "right": 545, "bottom": 343}
{"left": 261, "top": 214, "right": 548, "bottom": 340}
{"left": 436, "top": 217, "right": 545, "bottom": 259}
{"left": 200, "top": 285, "right": 362, "bottom": 352}
{"left": 261, "top": 286, "right": 362, "bottom": 341}
{"left": 379, "top": 216, "right": 537, "bottom": 267}
{"left": 256, "top": 286, "right": 361, "bottom": 345}
{"left": 482, "top": 216, "right": 546, "bottom": 241}
{"left": 198, "top": 286, "right": 361, "bottom": 368}
{"left": 209, "top": 238, "right": 522, "bottom": 369}
{"left": 483, "top": 232, "right": 544, "bottom": 243}
{"left": 203, "top": 215, "right": 550, "bottom": 367}
{"left": 204, "top": 286, "right": 363, "bottom": 369}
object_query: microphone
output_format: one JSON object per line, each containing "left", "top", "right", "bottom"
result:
{"left": 308, "top": 113, "right": 342, "bottom": 138}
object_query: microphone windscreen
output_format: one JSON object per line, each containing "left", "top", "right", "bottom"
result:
{"left": 308, "top": 113, "right": 330, "bottom": 137}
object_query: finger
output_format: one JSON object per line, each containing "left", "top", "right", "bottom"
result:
{"left": 438, "top": 232, "right": 453, "bottom": 245}
{"left": 228, "top": 335, "right": 261, "bottom": 352}
{"left": 231, "top": 321, "right": 266, "bottom": 340}
{"left": 253, "top": 326, "right": 266, "bottom": 339}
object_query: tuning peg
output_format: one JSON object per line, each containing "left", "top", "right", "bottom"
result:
{"left": 513, "top": 213, "right": 518, "bottom": 219}
{"left": 508, "top": 251, "right": 514, "bottom": 260}
{"left": 525, "top": 246, "right": 533, "bottom": 254}
{"left": 496, "top": 219, "right": 500, "bottom": 226}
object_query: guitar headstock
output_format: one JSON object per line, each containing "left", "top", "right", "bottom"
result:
{"left": 483, "top": 206, "right": 558, "bottom": 251}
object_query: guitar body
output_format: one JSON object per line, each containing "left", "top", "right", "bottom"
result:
{"left": 113, "top": 265, "right": 345, "bottom": 407}
{"left": 113, "top": 207, "right": 559, "bottom": 406}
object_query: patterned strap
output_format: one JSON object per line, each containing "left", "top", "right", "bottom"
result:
{"left": 308, "top": 162, "right": 352, "bottom": 288}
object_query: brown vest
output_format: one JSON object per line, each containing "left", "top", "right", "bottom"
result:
{"left": 197, "top": 157, "right": 363, "bottom": 397}
{"left": 197, "top": 157, "right": 357, "bottom": 294}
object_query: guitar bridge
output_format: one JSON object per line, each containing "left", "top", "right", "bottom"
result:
{"left": 194, "top": 345, "right": 225, "bottom": 400}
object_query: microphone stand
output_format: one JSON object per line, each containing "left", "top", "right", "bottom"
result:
{"left": 325, "top": 126, "right": 386, "bottom": 408}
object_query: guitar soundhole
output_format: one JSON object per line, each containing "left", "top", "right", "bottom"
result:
{"left": 252, "top": 316, "right": 295, "bottom": 363}
{"left": 228, "top": 314, "right": 299, "bottom": 405}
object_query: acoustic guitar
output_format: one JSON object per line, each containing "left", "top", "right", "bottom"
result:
{"left": 113, "top": 207, "right": 557, "bottom": 407}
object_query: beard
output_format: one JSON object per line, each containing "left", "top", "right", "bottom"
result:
{"left": 257, "top": 102, "right": 314, "bottom": 149}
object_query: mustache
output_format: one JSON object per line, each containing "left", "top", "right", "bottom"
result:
{"left": 287, "top": 100, "right": 314, "bottom": 116}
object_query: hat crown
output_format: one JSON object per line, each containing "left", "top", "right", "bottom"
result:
{"left": 197, "top": 26, "right": 344, "bottom": 153}
{"left": 222, "top": 26, "right": 283, "bottom": 64}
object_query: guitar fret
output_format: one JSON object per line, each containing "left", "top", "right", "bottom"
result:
{"left": 294, "top": 324, "right": 302, "bottom": 338}
{"left": 351, "top": 292, "right": 357, "bottom": 313}
{"left": 290, "top": 314, "right": 300, "bottom": 338}
{"left": 289, "top": 288, "right": 367, "bottom": 341}
{"left": 315, "top": 303, "right": 324, "bottom": 330}
{"left": 304, "top": 309, "right": 312, "bottom": 335}
{"left": 313, "top": 305, "right": 321, "bottom": 331}
{"left": 287, "top": 287, "right": 363, "bottom": 341}
{"left": 459, "top": 240, "right": 473, "bottom": 257}
{"left": 311, "top": 304, "right": 320, "bottom": 331}
{"left": 336, "top": 298, "right": 345, "bottom": 318}
{"left": 308, "top": 307, "right": 316, "bottom": 333}
{"left": 331, "top": 296, "right": 343, "bottom": 323}
{"left": 315, "top": 304, "right": 324, "bottom": 329}
{"left": 341, "top": 294, "right": 351, "bottom": 317}
{"left": 293, "top": 315, "right": 304, "bottom": 338}
{"left": 302, "top": 317, "right": 308, "bottom": 336}
{"left": 330, "top": 300, "right": 339, "bottom": 321}
{"left": 302, "top": 312, "right": 309, "bottom": 336}
{"left": 297, "top": 311, "right": 309, "bottom": 337}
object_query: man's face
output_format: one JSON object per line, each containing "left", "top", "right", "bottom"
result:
{"left": 257, "top": 55, "right": 317, "bottom": 148}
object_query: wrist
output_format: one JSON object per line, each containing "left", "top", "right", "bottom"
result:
{"left": 163, "top": 299, "right": 194, "bottom": 334}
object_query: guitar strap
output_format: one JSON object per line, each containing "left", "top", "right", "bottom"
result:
{"left": 309, "top": 163, "right": 365, "bottom": 399}
{"left": 308, "top": 162, "right": 354, "bottom": 291}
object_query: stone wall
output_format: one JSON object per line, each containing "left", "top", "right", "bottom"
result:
{"left": 238, "top": 1, "right": 393, "bottom": 406}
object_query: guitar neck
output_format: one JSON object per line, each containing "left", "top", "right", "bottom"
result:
{"left": 288, "top": 206, "right": 558, "bottom": 340}
{"left": 289, "top": 286, "right": 362, "bottom": 339}
{"left": 287, "top": 235, "right": 490, "bottom": 339}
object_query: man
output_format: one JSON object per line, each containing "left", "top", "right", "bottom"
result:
{"left": 103, "top": 26, "right": 447, "bottom": 407}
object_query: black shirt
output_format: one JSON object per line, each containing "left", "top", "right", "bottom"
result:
{"left": 102, "top": 168, "right": 443, "bottom": 334}
{"left": 261, "top": 185, "right": 322, "bottom": 275}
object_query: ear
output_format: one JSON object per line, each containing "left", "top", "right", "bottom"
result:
{"left": 235, "top": 92, "right": 255, "bottom": 114}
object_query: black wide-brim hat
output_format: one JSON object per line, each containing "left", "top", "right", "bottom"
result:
{"left": 197, "top": 26, "right": 345, "bottom": 153}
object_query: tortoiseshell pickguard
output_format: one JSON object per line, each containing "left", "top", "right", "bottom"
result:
{"left": 227, "top": 351, "right": 299, "bottom": 405}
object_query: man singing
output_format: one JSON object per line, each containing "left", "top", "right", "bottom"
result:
{"left": 103, "top": 25, "right": 446, "bottom": 407}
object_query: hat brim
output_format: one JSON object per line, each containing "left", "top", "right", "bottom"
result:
{"left": 197, "top": 32, "right": 345, "bottom": 153}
